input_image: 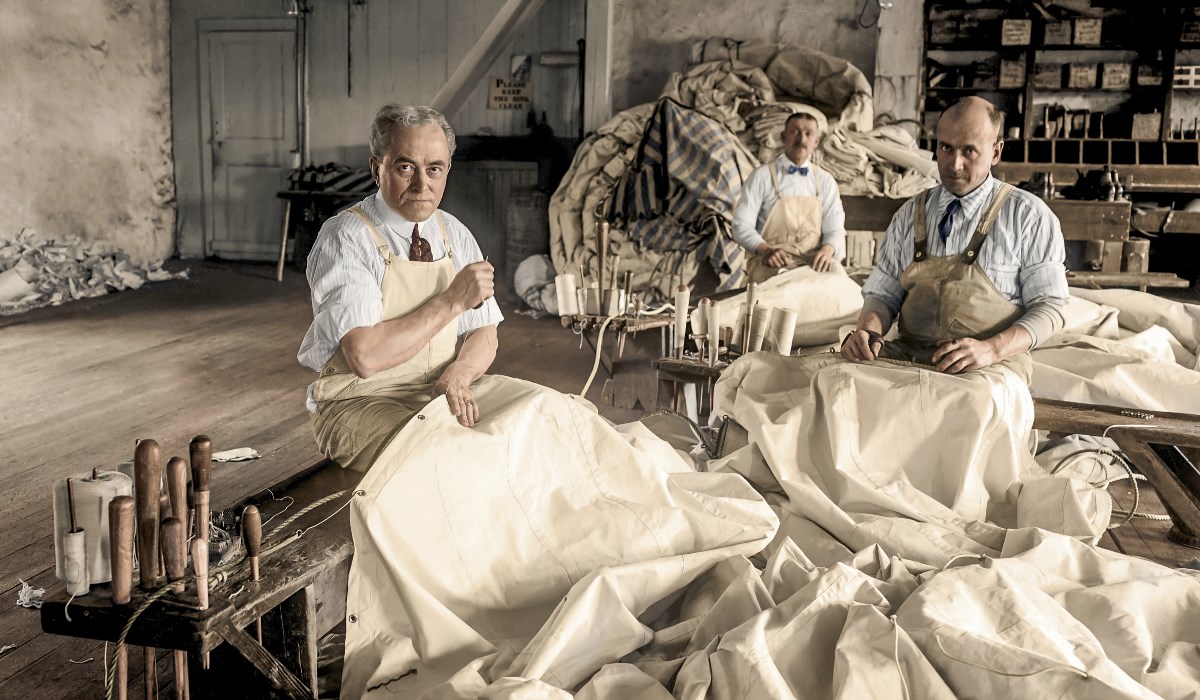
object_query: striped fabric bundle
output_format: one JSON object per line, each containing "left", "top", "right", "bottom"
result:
{"left": 609, "top": 98, "right": 756, "bottom": 291}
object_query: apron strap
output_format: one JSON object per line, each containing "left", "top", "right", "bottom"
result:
{"left": 347, "top": 206, "right": 394, "bottom": 264}
{"left": 433, "top": 211, "right": 454, "bottom": 259}
{"left": 960, "top": 182, "right": 1016, "bottom": 265}
{"left": 767, "top": 163, "right": 782, "bottom": 200}
{"left": 912, "top": 189, "right": 933, "bottom": 261}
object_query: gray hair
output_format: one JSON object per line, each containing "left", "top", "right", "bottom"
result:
{"left": 369, "top": 104, "right": 456, "bottom": 159}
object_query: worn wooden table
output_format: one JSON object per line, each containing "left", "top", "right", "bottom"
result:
{"left": 41, "top": 461, "right": 361, "bottom": 699}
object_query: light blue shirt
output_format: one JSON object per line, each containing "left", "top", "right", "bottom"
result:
{"left": 298, "top": 193, "right": 503, "bottom": 409}
{"left": 861, "top": 175, "right": 1070, "bottom": 340}
{"left": 732, "top": 155, "right": 847, "bottom": 259}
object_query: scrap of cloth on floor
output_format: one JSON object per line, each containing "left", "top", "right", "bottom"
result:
{"left": 337, "top": 352, "right": 1200, "bottom": 698}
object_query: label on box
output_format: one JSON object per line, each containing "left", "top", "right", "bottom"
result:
{"left": 1044, "top": 21, "right": 1072, "bottom": 45}
{"left": 1034, "top": 64, "right": 1063, "bottom": 89}
{"left": 1182, "top": 21, "right": 1200, "bottom": 43}
{"left": 1074, "top": 18, "right": 1102, "bottom": 45}
{"left": 1000, "top": 57, "right": 1027, "bottom": 89}
{"left": 1101, "top": 62, "right": 1131, "bottom": 90}
{"left": 1001, "top": 19, "right": 1032, "bottom": 46}
{"left": 1068, "top": 63, "right": 1098, "bottom": 89}
{"left": 1137, "top": 64, "right": 1163, "bottom": 86}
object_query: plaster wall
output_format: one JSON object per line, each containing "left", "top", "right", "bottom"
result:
{"left": 610, "top": 0, "right": 883, "bottom": 112}
{"left": 0, "top": 0, "right": 174, "bottom": 262}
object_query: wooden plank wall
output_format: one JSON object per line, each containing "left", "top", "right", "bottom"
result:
{"left": 309, "top": 0, "right": 585, "bottom": 165}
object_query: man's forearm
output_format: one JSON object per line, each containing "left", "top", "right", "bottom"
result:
{"left": 340, "top": 293, "right": 465, "bottom": 378}
{"left": 985, "top": 324, "right": 1033, "bottom": 362}
{"left": 446, "top": 325, "right": 498, "bottom": 383}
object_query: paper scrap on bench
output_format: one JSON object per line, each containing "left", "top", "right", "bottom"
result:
{"left": 0, "top": 644, "right": 15, "bottom": 655}
{"left": 16, "top": 579, "right": 44, "bottom": 609}
{"left": 212, "top": 447, "right": 260, "bottom": 463}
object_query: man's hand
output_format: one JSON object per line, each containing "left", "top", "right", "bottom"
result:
{"left": 755, "top": 243, "right": 791, "bottom": 269}
{"left": 840, "top": 329, "right": 885, "bottom": 362}
{"left": 932, "top": 337, "right": 999, "bottom": 374}
{"left": 433, "top": 365, "right": 479, "bottom": 427}
{"left": 810, "top": 244, "right": 836, "bottom": 273}
{"left": 445, "top": 261, "right": 494, "bottom": 312}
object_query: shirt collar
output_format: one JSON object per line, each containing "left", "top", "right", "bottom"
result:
{"left": 372, "top": 192, "right": 431, "bottom": 237}
{"left": 776, "top": 154, "right": 812, "bottom": 172}
{"left": 938, "top": 174, "right": 996, "bottom": 219}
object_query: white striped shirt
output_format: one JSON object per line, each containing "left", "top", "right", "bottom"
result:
{"left": 861, "top": 176, "right": 1070, "bottom": 326}
{"left": 298, "top": 193, "right": 504, "bottom": 379}
{"left": 732, "top": 156, "right": 847, "bottom": 259}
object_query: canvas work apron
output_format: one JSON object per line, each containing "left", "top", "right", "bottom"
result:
{"left": 311, "top": 207, "right": 459, "bottom": 472}
{"left": 745, "top": 165, "right": 824, "bottom": 284}
{"left": 879, "top": 182, "right": 1033, "bottom": 382}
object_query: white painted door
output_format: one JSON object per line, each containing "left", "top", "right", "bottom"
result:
{"left": 200, "top": 25, "right": 297, "bottom": 259}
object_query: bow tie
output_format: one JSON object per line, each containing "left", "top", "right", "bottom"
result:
{"left": 787, "top": 165, "right": 809, "bottom": 176}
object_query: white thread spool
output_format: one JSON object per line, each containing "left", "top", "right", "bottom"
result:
{"left": 53, "top": 470, "right": 133, "bottom": 584}
{"left": 575, "top": 288, "right": 586, "bottom": 318}
{"left": 554, "top": 274, "right": 579, "bottom": 316}
{"left": 706, "top": 302, "right": 720, "bottom": 365}
{"left": 693, "top": 299, "right": 708, "bottom": 336}
{"left": 766, "top": 307, "right": 798, "bottom": 355}
{"left": 748, "top": 304, "right": 772, "bottom": 352}
{"left": 62, "top": 530, "right": 90, "bottom": 596}
{"left": 673, "top": 285, "right": 690, "bottom": 356}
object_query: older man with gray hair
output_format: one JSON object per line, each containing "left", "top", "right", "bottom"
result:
{"left": 298, "top": 104, "right": 502, "bottom": 472}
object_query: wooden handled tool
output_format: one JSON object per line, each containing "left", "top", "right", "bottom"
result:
{"left": 161, "top": 517, "right": 188, "bottom": 699}
{"left": 133, "top": 439, "right": 161, "bottom": 588}
{"left": 166, "top": 457, "right": 188, "bottom": 531}
{"left": 242, "top": 505, "right": 262, "bottom": 644}
{"left": 190, "top": 436, "right": 212, "bottom": 670}
{"left": 109, "top": 496, "right": 135, "bottom": 700}
{"left": 189, "top": 437, "right": 211, "bottom": 543}
{"left": 133, "top": 439, "right": 162, "bottom": 700}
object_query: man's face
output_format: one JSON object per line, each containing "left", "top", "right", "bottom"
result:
{"left": 370, "top": 123, "right": 451, "bottom": 222}
{"left": 781, "top": 117, "right": 820, "bottom": 165}
{"left": 936, "top": 109, "right": 1003, "bottom": 196}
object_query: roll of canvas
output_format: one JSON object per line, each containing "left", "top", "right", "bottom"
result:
{"left": 766, "top": 307, "right": 798, "bottom": 355}
{"left": 706, "top": 302, "right": 721, "bottom": 365}
{"left": 53, "top": 470, "right": 133, "bottom": 585}
{"left": 732, "top": 302, "right": 749, "bottom": 353}
{"left": 748, "top": 304, "right": 772, "bottom": 352}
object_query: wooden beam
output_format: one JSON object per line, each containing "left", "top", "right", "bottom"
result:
{"left": 583, "top": 0, "right": 613, "bottom": 134}
{"left": 1065, "top": 271, "right": 1189, "bottom": 289}
{"left": 430, "top": 0, "right": 547, "bottom": 121}
{"left": 1132, "top": 208, "right": 1200, "bottom": 235}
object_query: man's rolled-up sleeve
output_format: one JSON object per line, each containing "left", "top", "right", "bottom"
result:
{"left": 859, "top": 199, "right": 915, "bottom": 328}
{"left": 299, "top": 219, "right": 384, "bottom": 370}
{"left": 732, "top": 168, "right": 769, "bottom": 253}
{"left": 820, "top": 173, "right": 847, "bottom": 260}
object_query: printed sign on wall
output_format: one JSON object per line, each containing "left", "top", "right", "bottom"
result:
{"left": 488, "top": 77, "right": 531, "bottom": 110}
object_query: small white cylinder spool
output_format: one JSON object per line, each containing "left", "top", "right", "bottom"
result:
{"left": 53, "top": 470, "right": 133, "bottom": 585}
{"left": 748, "top": 304, "right": 772, "bottom": 352}
{"left": 766, "top": 307, "right": 798, "bottom": 355}
{"left": 554, "top": 274, "right": 579, "bottom": 316}
{"left": 673, "top": 285, "right": 691, "bottom": 355}
{"left": 62, "top": 529, "right": 90, "bottom": 596}
{"left": 706, "top": 302, "right": 720, "bottom": 365}
{"left": 585, "top": 283, "right": 601, "bottom": 316}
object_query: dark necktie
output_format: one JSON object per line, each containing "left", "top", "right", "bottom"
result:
{"left": 409, "top": 223, "right": 433, "bottom": 262}
{"left": 787, "top": 165, "right": 809, "bottom": 176}
{"left": 938, "top": 199, "right": 961, "bottom": 243}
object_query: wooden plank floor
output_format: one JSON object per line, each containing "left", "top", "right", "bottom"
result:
{"left": 1, "top": 261, "right": 1196, "bottom": 698}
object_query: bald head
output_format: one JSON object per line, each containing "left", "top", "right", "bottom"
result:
{"left": 941, "top": 97, "right": 1004, "bottom": 144}
{"left": 935, "top": 97, "right": 1005, "bottom": 196}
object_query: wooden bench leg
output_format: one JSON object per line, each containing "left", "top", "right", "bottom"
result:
{"left": 210, "top": 584, "right": 318, "bottom": 699}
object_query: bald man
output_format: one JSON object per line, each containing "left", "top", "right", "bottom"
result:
{"left": 841, "top": 97, "right": 1068, "bottom": 380}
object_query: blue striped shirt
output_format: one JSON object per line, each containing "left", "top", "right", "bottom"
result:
{"left": 298, "top": 193, "right": 503, "bottom": 385}
{"left": 731, "top": 156, "right": 847, "bottom": 259}
{"left": 861, "top": 176, "right": 1070, "bottom": 329}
